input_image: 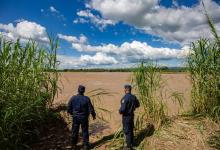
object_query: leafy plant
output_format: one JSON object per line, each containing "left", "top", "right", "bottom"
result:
{"left": 0, "top": 36, "right": 59, "bottom": 149}
{"left": 107, "top": 62, "right": 184, "bottom": 149}
{"left": 187, "top": 9, "right": 220, "bottom": 120}
{"left": 132, "top": 62, "right": 167, "bottom": 128}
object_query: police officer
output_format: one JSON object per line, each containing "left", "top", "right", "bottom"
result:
{"left": 119, "top": 84, "right": 140, "bottom": 150}
{"left": 67, "top": 85, "right": 96, "bottom": 150}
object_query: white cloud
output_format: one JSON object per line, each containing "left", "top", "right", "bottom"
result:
{"left": 71, "top": 40, "right": 189, "bottom": 62}
{"left": 80, "top": 52, "right": 118, "bottom": 65}
{"left": 48, "top": 6, "right": 66, "bottom": 21}
{"left": 74, "top": 10, "right": 115, "bottom": 30}
{"left": 57, "top": 55, "right": 80, "bottom": 69}
{"left": 0, "top": 23, "right": 14, "bottom": 31}
{"left": 0, "top": 20, "right": 48, "bottom": 42}
{"left": 87, "top": 0, "right": 220, "bottom": 44}
{"left": 14, "top": 19, "right": 26, "bottom": 23}
{"left": 58, "top": 33, "right": 190, "bottom": 68}
{"left": 57, "top": 53, "right": 118, "bottom": 69}
{"left": 50, "top": 6, "right": 59, "bottom": 13}
{"left": 58, "top": 34, "right": 87, "bottom": 44}
{"left": 73, "top": 18, "right": 89, "bottom": 24}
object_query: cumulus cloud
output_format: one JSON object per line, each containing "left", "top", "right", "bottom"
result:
{"left": 57, "top": 55, "right": 80, "bottom": 69}
{"left": 50, "top": 6, "right": 59, "bottom": 13}
{"left": 73, "top": 18, "right": 89, "bottom": 24}
{"left": 0, "top": 20, "right": 48, "bottom": 42}
{"left": 57, "top": 53, "right": 118, "bottom": 69}
{"left": 58, "top": 33, "right": 190, "bottom": 68}
{"left": 86, "top": 0, "right": 220, "bottom": 44}
{"left": 14, "top": 18, "right": 26, "bottom": 23}
{"left": 58, "top": 34, "right": 87, "bottom": 44}
{"left": 74, "top": 10, "right": 116, "bottom": 30}
{"left": 72, "top": 40, "right": 189, "bottom": 62}
{"left": 80, "top": 52, "right": 118, "bottom": 65}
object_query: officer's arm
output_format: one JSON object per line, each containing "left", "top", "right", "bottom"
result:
{"left": 88, "top": 98, "right": 96, "bottom": 119}
{"left": 135, "top": 96, "right": 140, "bottom": 108}
{"left": 67, "top": 97, "right": 73, "bottom": 115}
{"left": 119, "top": 98, "right": 127, "bottom": 115}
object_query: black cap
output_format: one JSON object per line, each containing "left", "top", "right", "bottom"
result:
{"left": 124, "top": 84, "right": 132, "bottom": 90}
{"left": 78, "top": 85, "right": 85, "bottom": 93}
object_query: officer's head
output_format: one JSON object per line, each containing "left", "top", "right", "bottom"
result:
{"left": 78, "top": 85, "right": 85, "bottom": 95}
{"left": 124, "top": 84, "right": 132, "bottom": 93}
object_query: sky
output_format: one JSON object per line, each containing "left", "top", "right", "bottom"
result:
{"left": 0, "top": 0, "right": 220, "bottom": 69}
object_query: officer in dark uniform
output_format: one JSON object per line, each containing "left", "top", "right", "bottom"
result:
{"left": 119, "top": 84, "right": 140, "bottom": 150}
{"left": 67, "top": 85, "right": 96, "bottom": 150}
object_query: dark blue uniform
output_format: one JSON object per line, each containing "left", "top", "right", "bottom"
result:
{"left": 119, "top": 93, "right": 140, "bottom": 148}
{"left": 68, "top": 94, "right": 96, "bottom": 147}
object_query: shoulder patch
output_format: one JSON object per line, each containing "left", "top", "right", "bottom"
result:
{"left": 121, "top": 99, "right": 125, "bottom": 103}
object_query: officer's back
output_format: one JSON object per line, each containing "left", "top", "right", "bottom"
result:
{"left": 68, "top": 85, "right": 96, "bottom": 119}
{"left": 67, "top": 85, "right": 96, "bottom": 150}
{"left": 68, "top": 94, "right": 93, "bottom": 117}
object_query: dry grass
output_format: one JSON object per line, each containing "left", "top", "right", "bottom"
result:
{"left": 143, "top": 116, "right": 220, "bottom": 150}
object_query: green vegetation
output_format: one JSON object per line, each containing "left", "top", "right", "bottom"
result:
{"left": 107, "top": 62, "right": 184, "bottom": 150}
{"left": 58, "top": 66, "right": 187, "bottom": 73}
{"left": 106, "top": 11, "right": 220, "bottom": 149}
{"left": 0, "top": 6, "right": 219, "bottom": 150}
{"left": 187, "top": 10, "right": 220, "bottom": 120}
{"left": 0, "top": 36, "right": 59, "bottom": 149}
{"left": 132, "top": 62, "right": 167, "bottom": 128}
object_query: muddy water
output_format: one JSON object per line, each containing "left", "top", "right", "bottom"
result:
{"left": 55, "top": 72, "right": 191, "bottom": 134}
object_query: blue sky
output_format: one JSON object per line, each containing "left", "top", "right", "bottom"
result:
{"left": 0, "top": 0, "right": 220, "bottom": 68}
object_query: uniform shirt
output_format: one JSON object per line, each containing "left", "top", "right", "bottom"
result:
{"left": 68, "top": 94, "right": 96, "bottom": 118}
{"left": 119, "top": 93, "right": 140, "bottom": 116}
